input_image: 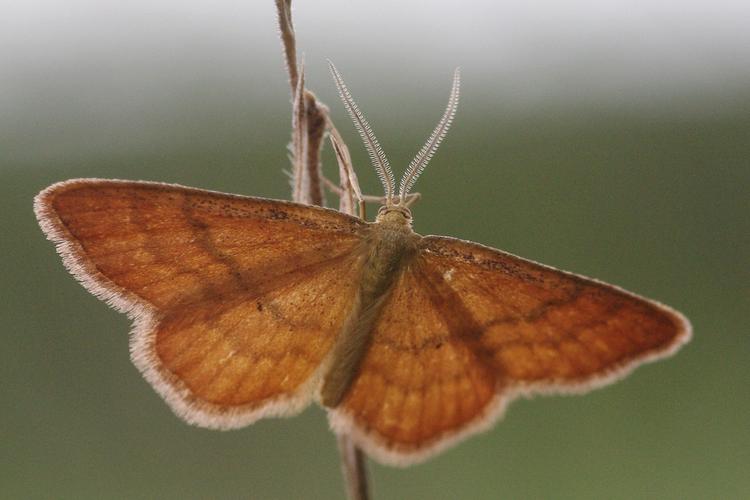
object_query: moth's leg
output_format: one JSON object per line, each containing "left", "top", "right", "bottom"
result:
{"left": 403, "top": 192, "right": 421, "bottom": 208}
{"left": 388, "top": 192, "right": 421, "bottom": 207}
{"left": 322, "top": 177, "right": 420, "bottom": 206}
{"left": 322, "top": 176, "right": 347, "bottom": 197}
{"left": 320, "top": 177, "right": 380, "bottom": 203}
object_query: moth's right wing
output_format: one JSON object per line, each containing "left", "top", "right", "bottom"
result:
{"left": 330, "top": 235, "right": 690, "bottom": 466}
{"left": 35, "top": 178, "right": 369, "bottom": 428}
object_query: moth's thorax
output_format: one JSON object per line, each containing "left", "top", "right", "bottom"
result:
{"left": 361, "top": 207, "right": 418, "bottom": 300}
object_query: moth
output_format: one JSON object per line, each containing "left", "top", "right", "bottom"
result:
{"left": 34, "top": 63, "right": 690, "bottom": 466}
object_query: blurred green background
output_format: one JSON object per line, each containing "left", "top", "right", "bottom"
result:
{"left": 2, "top": 1, "right": 749, "bottom": 499}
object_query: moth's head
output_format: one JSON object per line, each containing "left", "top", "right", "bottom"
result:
{"left": 375, "top": 204, "right": 412, "bottom": 226}
{"left": 329, "top": 61, "right": 460, "bottom": 211}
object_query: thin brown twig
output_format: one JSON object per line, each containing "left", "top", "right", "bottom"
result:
{"left": 273, "top": 2, "right": 371, "bottom": 499}
{"left": 337, "top": 434, "right": 371, "bottom": 500}
{"left": 275, "top": 0, "right": 298, "bottom": 90}
{"left": 292, "top": 62, "right": 307, "bottom": 202}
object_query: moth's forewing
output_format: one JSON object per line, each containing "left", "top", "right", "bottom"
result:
{"left": 34, "top": 178, "right": 368, "bottom": 428}
{"left": 330, "top": 235, "right": 690, "bottom": 466}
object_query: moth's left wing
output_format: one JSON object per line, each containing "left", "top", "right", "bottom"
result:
{"left": 329, "top": 235, "right": 690, "bottom": 466}
{"left": 35, "top": 178, "right": 369, "bottom": 428}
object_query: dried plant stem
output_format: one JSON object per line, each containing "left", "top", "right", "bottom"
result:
{"left": 275, "top": 0, "right": 298, "bottom": 89}
{"left": 277, "top": 0, "right": 325, "bottom": 206}
{"left": 337, "top": 434, "right": 371, "bottom": 500}
{"left": 274, "top": 1, "right": 371, "bottom": 499}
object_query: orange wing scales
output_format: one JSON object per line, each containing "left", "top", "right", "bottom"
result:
{"left": 330, "top": 264, "right": 499, "bottom": 462}
{"left": 48, "top": 181, "right": 363, "bottom": 309}
{"left": 155, "top": 255, "right": 362, "bottom": 408}
{"left": 420, "top": 237, "right": 688, "bottom": 386}
{"left": 35, "top": 179, "right": 367, "bottom": 428}
{"left": 330, "top": 235, "right": 689, "bottom": 465}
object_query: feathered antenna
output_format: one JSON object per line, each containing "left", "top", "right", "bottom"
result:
{"left": 398, "top": 68, "right": 460, "bottom": 201}
{"left": 328, "top": 61, "right": 396, "bottom": 205}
